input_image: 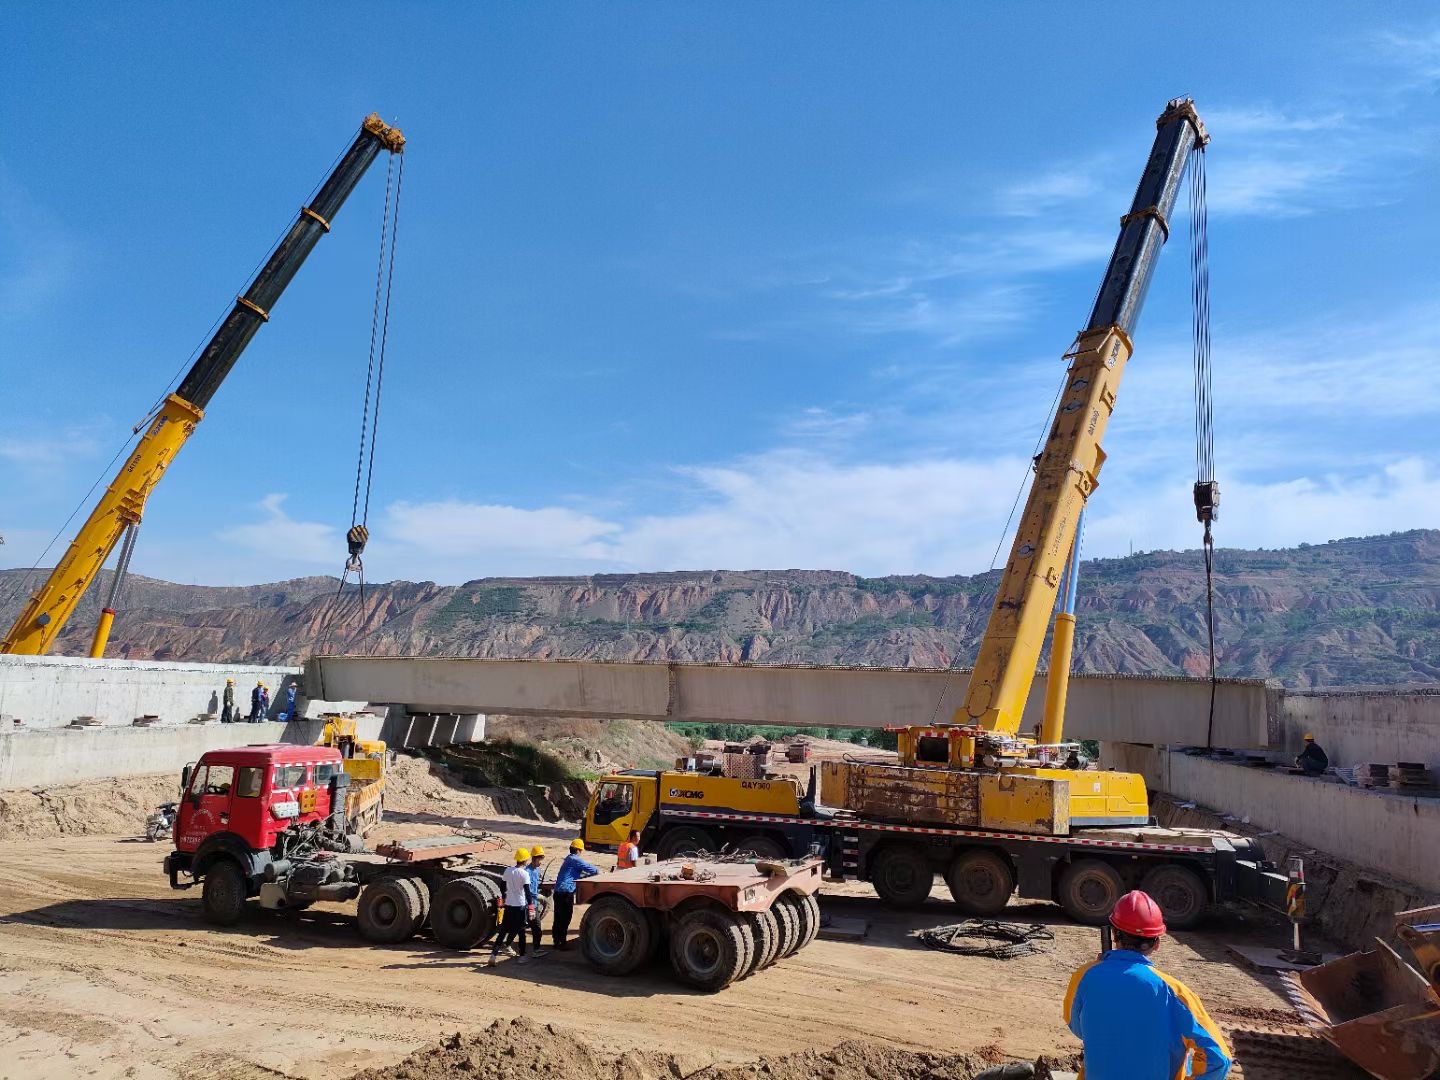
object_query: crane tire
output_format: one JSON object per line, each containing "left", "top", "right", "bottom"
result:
{"left": 733, "top": 834, "right": 787, "bottom": 859}
{"left": 1140, "top": 864, "right": 1209, "bottom": 930}
{"left": 947, "top": 849, "right": 1016, "bottom": 917}
{"left": 201, "top": 858, "right": 248, "bottom": 927}
{"left": 871, "top": 844, "right": 934, "bottom": 908}
{"left": 358, "top": 877, "right": 425, "bottom": 944}
{"left": 580, "top": 895, "right": 653, "bottom": 976}
{"left": 431, "top": 876, "right": 499, "bottom": 950}
{"left": 1058, "top": 859, "right": 1125, "bottom": 925}
{"left": 655, "top": 826, "right": 717, "bottom": 860}
{"left": 740, "top": 910, "right": 776, "bottom": 977}
{"left": 669, "top": 908, "right": 752, "bottom": 992}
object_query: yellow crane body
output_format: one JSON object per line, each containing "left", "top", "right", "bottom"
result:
{"left": 2, "top": 394, "right": 202, "bottom": 655}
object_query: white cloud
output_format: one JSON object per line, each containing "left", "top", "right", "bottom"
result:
{"left": 995, "top": 161, "right": 1105, "bottom": 217}
{"left": 0, "top": 430, "right": 102, "bottom": 475}
{"left": 0, "top": 167, "right": 81, "bottom": 320}
{"left": 382, "top": 500, "right": 620, "bottom": 565}
{"left": 225, "top": 494, "right": 338, "bottom": 565}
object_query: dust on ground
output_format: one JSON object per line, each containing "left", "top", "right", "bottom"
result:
{"left": 349, "top": 1017, "right": 1084, "bottom": 1080}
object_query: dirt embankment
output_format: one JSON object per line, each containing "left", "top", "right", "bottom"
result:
{"left": 349, "top": 1017, "right": 1082, "bottom": 1080}
{"left": 0, "top": 773, "right": 178, "bottom": 842}
{"left": 385, "top": 754, "right": 591, "bottom": 823}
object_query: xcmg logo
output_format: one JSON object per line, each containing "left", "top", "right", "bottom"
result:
{"left": 667, "top": 787, "right": 705, "bottom": 800}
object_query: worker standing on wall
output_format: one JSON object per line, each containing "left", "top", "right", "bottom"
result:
{"left": 552, "top": 838, "right": 599, "bottom": 950}
{"left": 1295, "top": 733, "right": 1329, "bottom": 776}
{"left": 488, "top": 848, "right": 534, "bottom": 967}
{"left": 1064, "top": 890, "right": 1232, "bottom": 1078}
{"left": 283, "top": 682, "right": 299, "bottom": 722}
{"left": 221, "top": 678, "right": 235, "bottom": 724}
{"left": 617, "top": 830, "right": 641, "bottom": 869}
{"left": 259, "top": 683, "right": 270, "bottom": 719}
{"left": 248, "top": 680, "right": 263, "bottom": 722}
{"left": 526, "top": 846, "right": 549, "bottom": 958}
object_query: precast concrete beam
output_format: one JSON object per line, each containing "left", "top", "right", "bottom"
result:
{"left": 305, "top": 656, "right": 1276, "bottom": 748}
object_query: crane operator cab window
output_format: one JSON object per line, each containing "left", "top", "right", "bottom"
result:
{"left": 595, "top": 782, "right": 634, "bottom": 825}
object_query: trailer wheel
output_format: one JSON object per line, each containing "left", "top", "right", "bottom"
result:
{"left": 358, "top": 877, "right": 425, "bottom": 944}
{"left": 734, "top": 834, "right": 787, "bottom": 859}
{"left": 1058, "top": 859, "right": 1125, "bottom": 925}
{"left": 771, "top": 894, "right": 801, "bottom": 959}
{"left": 750, "top": 907, "right": 781, "bottom": 969}
{"left": 740, "top": 910, "right": 776, "bottom": 976}
{"left": 669, "top": 908, "right": 752, "bottom": 992}
{"left": 1140, "top": 864, "right": 1208, "bottom": 930}
{"left": 871, "top": 845, "right": 934, "bottom": 908}
{"left": 580, "top": 895, "right": 653, "bottom": 976}
{"left": 431, "top": 876, "right": 500, "bottom": 950}
{"left": 656, "top": 826, "right": 717, "bottom": 860}
{"left": 201, "top": 858, "right": 248, "bottom": 927}
{"left": 775, "top": 892, "right": 817, "bottom": 956}
{"left": 947, "top": 849, "right": 1015, "bottom": 917}
{"left": 800, "top": 894, "right": 820, "bottom": 949}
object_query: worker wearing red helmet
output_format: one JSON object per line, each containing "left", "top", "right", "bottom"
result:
{"left": 1063, "top": 890, "right": 1232, "bottom": 1078}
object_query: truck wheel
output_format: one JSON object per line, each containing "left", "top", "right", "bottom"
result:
{"left": 771, "top": 895, "right": 800, "bottom": 959}
{"left": 1058, "top": 859, "right": 1125, "bottom": 925}
{"left": 358, "top": 877, "right": 425, "bottom": 944}
{"left": 734, "top": 834, "right": 787, "bottom": 859}
{"left": 947, "top": 850, "right": 1015, "bottom": 917}
{"left": 201, "top": 858, "right": 249, "bottom": 927}
{"left": 740, "top": 910, "right": 776, "bottom": 976}
{"left": 656, "top": 827, "right": 717, "bottom": 860}
{"left": 871, "top": 845, "right": 934, "bottom": 908}
{"left": 1140, "top": 864, "right": 1208, "bottom": 930}
{"left": 669, "top": 908, "right": 752, "bottom": 992}
{"left": 431, "top": 877, "right": 499, "bottom": 950}
{"left": 580, "top": 895, "right": 653, "bottom": 976}
{"left": 411, "top": 876, "right": 432, "bottom": 930}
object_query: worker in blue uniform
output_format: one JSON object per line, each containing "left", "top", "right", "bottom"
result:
{"left": 1064, "top": 889, "right": 1232, "bottom": 1079}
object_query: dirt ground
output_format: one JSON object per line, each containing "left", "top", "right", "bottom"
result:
{"left": 0, "top": 774, "right": 1308, "bottom": 1080}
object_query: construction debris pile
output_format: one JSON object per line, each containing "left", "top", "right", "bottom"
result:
{"left": 347, "top": 1017, "right": 1082, "bottom": 1080}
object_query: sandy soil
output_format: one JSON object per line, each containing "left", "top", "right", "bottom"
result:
{"left": 0, "top": 794, "right": 1301, "bottom": 1080}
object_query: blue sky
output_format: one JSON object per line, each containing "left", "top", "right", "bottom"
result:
{"left": 3, "top": 5, "right": 1438, "bottom": 585}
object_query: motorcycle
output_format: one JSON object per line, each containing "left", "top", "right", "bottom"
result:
{"left": 145, "top": 802, "right": 177, "bottom": 842}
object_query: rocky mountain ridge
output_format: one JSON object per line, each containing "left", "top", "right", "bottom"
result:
{"left": 3, "top": 530, "right": 1438, "bottom": 688}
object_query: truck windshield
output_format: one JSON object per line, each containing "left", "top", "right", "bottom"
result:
{"left": 594, "top": 782, "right": 633, "bottom": 824}
{"left": 313, "top": 762, "right": 340, "bottom": 785}
{"left": 273, "top": 764, "right": 307, "bottom": 789}
{"left": 236, "top": 766, "right": 264, "bottom": 798}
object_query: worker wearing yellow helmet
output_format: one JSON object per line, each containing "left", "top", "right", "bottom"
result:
{"left": 489, "top": 848, "right": 537, "bottom": 966}
{"left": 526, "top": 846, "right": 550, "bottom": 957}
{"left": 551, "top": 837, "right": 600, "bottom": 950}
{"left": 1295, "top": 732, "right": 1329, "bottom": 776}
{"left": 248, "top": 679, "right": 264, "bottom": 723}
{"left": 221, "top": 678, "right": 236, "bottom": 724}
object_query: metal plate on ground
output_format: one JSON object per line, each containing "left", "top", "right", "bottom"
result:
{"left": 818, "top": 915, "right": 868, "bottom": 940}
{"left": 1227, "top": 943, "right": 1341, "bottom": 972}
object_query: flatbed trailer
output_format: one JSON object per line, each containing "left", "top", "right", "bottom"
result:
{"left": 575, "top": 857, "right": 823, "bottom": 991}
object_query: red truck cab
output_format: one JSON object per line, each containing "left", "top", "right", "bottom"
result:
{"left": 176, "top": 744, "right": 348, "bottom": 853}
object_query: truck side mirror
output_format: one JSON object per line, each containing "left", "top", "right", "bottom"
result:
{"left": 180, "top": 763, "right": 195, "bottom": 796}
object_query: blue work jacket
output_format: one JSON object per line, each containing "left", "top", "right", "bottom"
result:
{"left": 553, "top": 853, "right": 600, "bottom": 894}
{"left": 1064, "top": 949, "right": 1232, "bottom": 1079}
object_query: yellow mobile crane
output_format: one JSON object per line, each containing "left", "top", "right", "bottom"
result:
{"left": 583, "top": 99, "right": 1282, "bottom": 927}
{"left": 2, "top": 114, "right": 404, "bottom": 658}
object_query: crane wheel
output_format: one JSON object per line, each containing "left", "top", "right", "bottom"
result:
{"left": 771, "top": 894, "right": 801, "bottom": 959}
{"left": 733, "top": 834, "right": 787, "bottom": 859}
{"left": 431, "top": 876, "right": 500, "bottom": 950}
{"left": 358, "top": 877, "right": 425, "bottom": 944}
{"left": 1058, "top": 859, "right": 1125, "bottom": 925}
{"left": 580, "top": 895, "right": 653, "bottom": 976}
{"left": 947, "top": 849, "right": 1016, "bottom": 917}
{"left": 655, "top": 826, "right": 718, "bottom": 860}
{"left": 870, "top": 844, "right": 934, "bottom": 908}
{"left": 669, "top": 908, "right": 753, "bottom": 992}
{"left": 1140, "top": 864, "right": 1208, "bottom": 930}
{"left": 740, "top": 909, "right": 777, "bottom": 976}
{"left": 200, "top": 858, "right": 249, "bottom": 926}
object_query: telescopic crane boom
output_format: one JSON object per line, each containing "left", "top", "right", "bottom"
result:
{"left": 1, "top": 114, "right": 405, "bottom": 657}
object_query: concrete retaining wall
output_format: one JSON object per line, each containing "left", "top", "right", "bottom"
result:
{"left": 1105, "top": 742, "right": 1440, "bottom": 895}
{"left": 0, "top": 654, "right": 310, "bottom": 730}
{"left": 1276, "top": 688, "right": 1440, "bottom": 773}
{"left": 0, "top": 715, "right": 383, "bottom": 790}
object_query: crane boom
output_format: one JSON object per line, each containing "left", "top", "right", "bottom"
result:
{"left": 1, "top": 114, "right": 405, "bottom": 657}
{"left": 957, "top": 99, "right": 1207, "bottom": 735}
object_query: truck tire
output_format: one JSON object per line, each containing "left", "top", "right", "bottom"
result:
{"left": 357, "top": 877, "right": 425, "bottom": 944}
{"left": 800, "top": 893, "right": 821, "bottom": 949}
{"left": 733, "top": 834, "right": 787, "bottom": 859}
{"left": 669, "top": 908, "right": 752, "bottom": 992}
{"left": 771, "top": 894, "right": 800, "bottom": 959}
{"left": 1058, "top": 859, "right": 1125, "bottom": 925}
{"left": 740, "top": 910, "right": 776, "bottom": 976}
{"left": 411, "top": 875, "right": 432, "bottom": 930}
{"left": 656, "top": 826, "right": 717, "bottom": 860}
{"left": 871, "top": 845, "right": 934, "bottom": 908}
{"left": 1140, "top": 864, "right": 1208, "bottom": 930}
{"left": 775, "top": 892, "right": 817, "bottom": 955}
{"left": 947, "top": 849, "right": 1016, "bottom": 917}
{"left": 201, "top": 858, "right": 249, "bottom": 927}
{"left": 580, "top": 895, "right": 653, "bottom": 976}
{"left": 431, "top": 876, "right": 500, "bottom": 950}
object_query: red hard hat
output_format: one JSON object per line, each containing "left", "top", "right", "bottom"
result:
{"left": 1109, "top": 889, "right": 1167, "bottom": 938}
